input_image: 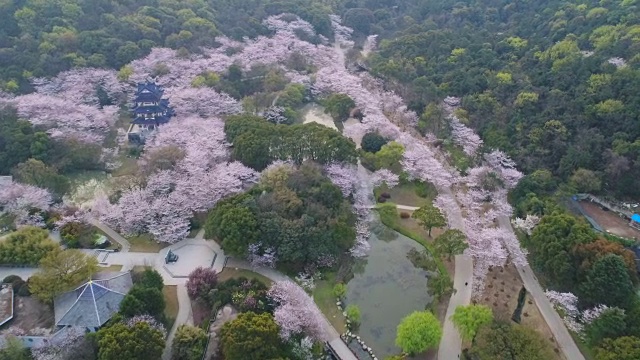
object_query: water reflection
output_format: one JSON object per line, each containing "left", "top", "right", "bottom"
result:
{"left": 345, "top": 222, "right": 433, "bottom": 358}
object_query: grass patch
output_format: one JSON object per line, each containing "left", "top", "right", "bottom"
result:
{"left": 128, "top": 233, "right": 168, "bottom": 253}
{"left": 97, "top": 265, "right": 123, "bottom": 272}
{"left": 217, "top": 268, "right": 272, "bottom": 286}
{"left": 374, "top": 180, "right": 437, "bottom": 208}
{"left": 163, "top": 285, "right": 179, "bottom": 331}
{"left": 313, "top": 272, "right": 347, "bottom": 334}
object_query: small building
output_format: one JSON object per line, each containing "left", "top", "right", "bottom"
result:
{"left": 53, "top": 272, "right": 133, "bottom": 331}
{"left": 127, "top": 81, "right": 175, "bottom": 143}
{"left": 631, "top": 214, "right": 640, "bottom": 231}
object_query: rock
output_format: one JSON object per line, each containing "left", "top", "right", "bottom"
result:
{"left": 336, "top": 301, "right": 341, "bottom": 306}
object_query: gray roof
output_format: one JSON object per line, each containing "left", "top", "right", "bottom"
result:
{"left": 54, "top": 272, "right": 133, "bottom": 328}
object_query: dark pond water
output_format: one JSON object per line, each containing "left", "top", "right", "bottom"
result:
{"left": 345, "top": 221, "right": 434, "bottom": 358}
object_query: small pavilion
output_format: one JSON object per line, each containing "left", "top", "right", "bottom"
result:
{"left": 53, "top": 272, "right": 133, "bottom": 331}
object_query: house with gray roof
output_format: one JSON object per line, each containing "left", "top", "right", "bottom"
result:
{"left": 53, "top": 272, "right": 133, "bottom": 331}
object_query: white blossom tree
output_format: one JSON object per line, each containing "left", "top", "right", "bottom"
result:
{"left": 268, "top": 280, "right": 326, "bottom": 341}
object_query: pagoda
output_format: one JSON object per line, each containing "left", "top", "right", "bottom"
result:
{"left": 127, "top": 81, "right": 175, "bottom": 143}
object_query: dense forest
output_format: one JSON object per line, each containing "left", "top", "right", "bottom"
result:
{"left": 1, "top": 0, "right": 638, "bottom": 197}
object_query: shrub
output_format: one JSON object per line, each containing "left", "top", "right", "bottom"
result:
{"left": 400, "top": 212, "right": 410, "bottom": 219}
{"left": 10, "top": 279, "right": 25, "bottom": 291}
{"left": 346, "top": 304, "right": 361, "bottom": 324}
{"left": 381, "top": 192, "right": 391, "bottom": 199}
{"left": 17, "top": 283, "right": 31, "bottom": 297}
{"left": 187, "top": 267, "right": 218, "bottom": 300}
{"left": 3, "top": 275, "right": 22, "bottom": 284}
{"left": 333, "top": 283, "right": 347, "bottom": 298}
{"left": 378, "top": 196, "right": 387, "bottom": 203}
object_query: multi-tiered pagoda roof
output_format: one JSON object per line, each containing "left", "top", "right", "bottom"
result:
{"left": 131, "top": 81, "right": 175, "bottom": 126}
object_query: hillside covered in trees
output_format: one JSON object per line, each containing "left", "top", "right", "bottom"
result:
{"left": 1, "top": 0, "right": 638, "bottom": 198}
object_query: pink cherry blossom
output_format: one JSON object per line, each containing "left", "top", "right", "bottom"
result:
{"left": 268, "top": 280, "right": 325, "bottom": 340}
{"left": 371, "top": 169, "right": 399, "bottom": 188}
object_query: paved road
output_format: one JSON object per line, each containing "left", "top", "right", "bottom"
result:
{"left": 497, "top": 216, "right": 584, "bottom": 360}
{"left": 88, "top": 217, "right": 131, "bottom": 252}
{"left": 162, "top": 284, "right": 192, "bottom": 360}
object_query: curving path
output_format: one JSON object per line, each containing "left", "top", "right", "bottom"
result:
{"left": 88, "top": 217, "right": 131, "bottom": 252}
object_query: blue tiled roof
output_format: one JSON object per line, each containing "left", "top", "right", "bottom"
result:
{"left": 54, "top": 272, "right": 133, "bottom": 328}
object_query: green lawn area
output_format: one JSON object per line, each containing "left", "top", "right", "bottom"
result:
{"left": 217, "top": 268, "right": 272, "bottom": 286}
{"left": 163, "top": 285, "right": 179, "bottom": 331}
{"left": 127, "top": 234, "right": 168, "bottom": 253}
{"left": 374, "top": 180, "right": 437, "bottom": 208}
{"left": 313, "top": 273, "right": 346, "bottom": 334}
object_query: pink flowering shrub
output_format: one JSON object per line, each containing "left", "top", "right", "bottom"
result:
{"left": 186, "top": 267, "right": 218, "bottom": 299}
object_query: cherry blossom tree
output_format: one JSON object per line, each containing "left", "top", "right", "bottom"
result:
{"left": 247, "top": 243, "right": 277, "bottom": 268}
{"left": 268, "top": 280, "right": 325, "bottom": 341}
{"left": 0, "top": 181, "right": 52, "bottom": 227}
{"left": 512, "top": 215, "right": 541, "bottom": 235}
{"left": 30, "top": 327, "right": 86, "bottom": 360}
{"left": 31, "top": 68, "right": 128, "bottom": 106}
{"left": 371, "top": 169, "right": 399, "bottom": 189}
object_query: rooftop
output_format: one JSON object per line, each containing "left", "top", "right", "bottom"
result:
{"left": 54, "top": 272, "right": 133, "bottom": 328}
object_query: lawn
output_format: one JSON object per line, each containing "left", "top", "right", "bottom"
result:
{"left": 313, "top": 273, "right": 346, "bottom": 334}
{"left": 217, "top": 268, "right": 272, "bottom": 286}
{"left": 163, "top": 285, "right": 179, "bottom": 331}
{"left": 374, "top": 180, "right": 437, "bottom": 208}
{"left": 97, "top": 265, "right": 123, "bottom": 273}
{"left": 128, "top": 233, "right": 168, "bottom": 253}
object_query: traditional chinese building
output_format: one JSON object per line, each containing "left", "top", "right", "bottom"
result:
{"left": 127, "top": 81, "right": 175, "bottom": 143}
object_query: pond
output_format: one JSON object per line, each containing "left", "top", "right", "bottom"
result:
{"left": 345, "top": 221, "right": 434, "bottom": 358}
{"left": 300, "top": 103, "right": 342, "bottom": 131}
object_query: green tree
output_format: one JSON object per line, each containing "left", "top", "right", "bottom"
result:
{"left": 29, "top": 248, "right": 99, "bottom": 303}
{"left": 135, "top": 268, "right": 164, "bottom": 291}
{"left": 361, "top": 132, "right": 388, "bottom": 153}
{"left": 0, "top": 227, "right": 58, "bottom": 266}
{"left": 0, "top": 336, "right": 30, "bottom": 360}
{"left": 529, "top": 213, "right": 596, "bottom": 288}
{"left": 395, "top": 311, "right": 442, "bottom": 355}
{"left": 412, "top": 204, "right": 446, "bottom": 237}
{"left": 373, "top": 141, "right": 404, "bottom": 170}
{"left": 595, "top": 336, "right": 640, "bottom": 360}
{"left": 97, "top": 321, "right": 165, "bottom": 360}
{"left": 570, "top": 168, "right": 602, "bottom": 193}
{"left": 120, "top": 285, "right": 165, "bottom": 319}
{"left": 428, "top": 273, "right": 453, "bottom": 301}
{"left": 470, "top": 321, "right": 556, "bottom": 360}
{"left": 333, "top": 283, "right": 347, "bottom": 299}
{"left": 585, "top": 307, "right": 627, "bottom": 347}
{"left": 580, "top": 254, "right": 635, "bottom": 308}
{"left": 346, "top": 304, "right": 361, "bottom": 324}
{"left": 171, "top": 325, "right": 207, "bottom": 360}
{"left": 451, "top": 305, "right": 493, "bottom": 341}
{"left": 11, "top": 158, "right": 70, "bottom": 196}
{"left": 434, "top": 229, "right": 468, "bottom": 260}
{"left": 220, "top": 312, "right": 285, "bottom": 360}
{"left": 323, "top": 93, "right": 355, "bottom": 121}
{"left": 205, "top": 199, "right": 258, "bottom": 257}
